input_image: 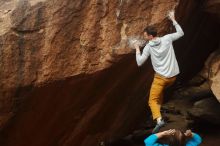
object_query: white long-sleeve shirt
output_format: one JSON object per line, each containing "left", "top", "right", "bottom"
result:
{"left": 136, "top": 20, "right": 184, "bottom": 78}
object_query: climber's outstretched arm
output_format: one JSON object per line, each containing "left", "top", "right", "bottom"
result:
{"left": 164, "top": 11, "right": 184, "bottom": 41}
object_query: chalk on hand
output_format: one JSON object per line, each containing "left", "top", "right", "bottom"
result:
{"left": 168, "top": 10, "right": 175, "bottom": 19}
{"left": 128, "top": 36, "right": 146, "bottom": 50}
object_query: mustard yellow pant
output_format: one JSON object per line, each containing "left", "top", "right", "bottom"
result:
{"left": 149, "top": 73, "right": 176, "bottom": 120}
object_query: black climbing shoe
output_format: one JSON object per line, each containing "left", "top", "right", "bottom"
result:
{"left": 152, "top": 120, "right": 165, "bottom": 134}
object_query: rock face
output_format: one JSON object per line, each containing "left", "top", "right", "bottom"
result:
{"left": 173, "top": 0, "right": 220, "bottom": 102}
{"left": 0, "top": 0, "right": 178, "bottom": 145}
{"left": 174, "top": 0, "right": 220, "bottom": 81}
{"left": 188, "top": 97, "right": 220, "bottom": 125}
{"left": 200, "top": 47, "right": 220, "bottom": 102}
{"left": 0, "top": 0, "right": 177, "bottom": 127}
{"left": 0, "top": 0, "right": 220, "bottom": 146}
{"left": 0, "top": 0, "right": 177, "bottom": 88}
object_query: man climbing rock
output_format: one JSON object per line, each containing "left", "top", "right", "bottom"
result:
{"left": 134, "top": 11, "right": 184, "bottom": 133}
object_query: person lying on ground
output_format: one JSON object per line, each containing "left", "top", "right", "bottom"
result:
{"left": 144, "top": 129, "right": 202, "bottom": 146}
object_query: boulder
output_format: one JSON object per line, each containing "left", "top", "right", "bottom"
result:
{"left": 188, "top": 97, "right": 220, "bottom": 125}
{"left": 200, "top": 48, "right": 220, "bottom": 102}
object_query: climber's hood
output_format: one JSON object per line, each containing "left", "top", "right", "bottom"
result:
{"left": 149, "top": 38, "right": 161, "bottom": 47}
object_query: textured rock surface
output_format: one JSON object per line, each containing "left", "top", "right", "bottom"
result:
{"left": 0, "top": 61, "right": 154, "bottom": 146}
{"left": 173, "top": 0, "right": 220, "bottom": 102}
{"left": 174, "top": 0, "right": 220, "bottom": 81}
{"left": 0, "top": 0, "right": 178, "bottom": 145}
{"left": 204, "top": 0, "right": 220, "bottom": 21}
{"left": 0, "top": 0, "right": 220, "bottom": 146}
{"left": 200, "top": 47, "right": 220, "bottom": 102}
{"left": 0, "top": 0, "right": 177, "bottom": 88}
{"left": 188, "top": 97, "right": 220, "bottom": 125}
{"left": 0, "top": 0, "right": 177, "bottom": 127}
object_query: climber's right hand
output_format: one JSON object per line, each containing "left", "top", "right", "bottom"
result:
{"left": 168, "top": 10, "right": 175, "bottom": 21}
{"left": 134, "top": 42, "right": 139, "bottom": 49}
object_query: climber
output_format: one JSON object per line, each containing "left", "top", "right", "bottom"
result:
{"left": 134, "top": 10, "right": 184, "bottom": 133}
{"left": 144, "top": 129, "right": 202, "bottom": 146}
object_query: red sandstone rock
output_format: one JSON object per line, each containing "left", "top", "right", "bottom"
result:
{"left": 200, "top": 47, "right": 220, "bottom": 102}
{"left": 0, "top": 0, "right": 220, "bottom": 146}
{"left": 0, "top": 0, "right": 177, "bottom": 128}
